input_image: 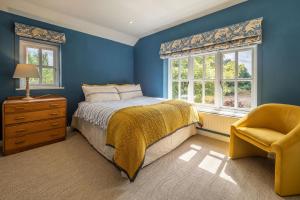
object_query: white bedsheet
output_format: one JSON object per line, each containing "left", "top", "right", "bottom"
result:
{"left": 73, "top": 96, "right": 164, "bottom": 129}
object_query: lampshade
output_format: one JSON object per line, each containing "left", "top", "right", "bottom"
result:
{"left": 13, "top": 64, "right": 40, "bottom": 78}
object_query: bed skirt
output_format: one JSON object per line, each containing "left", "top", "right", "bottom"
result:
{"left": 71, "top": 116, "right": 197, "bottom": 168}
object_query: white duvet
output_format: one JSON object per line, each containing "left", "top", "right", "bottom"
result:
{"left": 73, "top": 96, "right": 165, "bottom": 129}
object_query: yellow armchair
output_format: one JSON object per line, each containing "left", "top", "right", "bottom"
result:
{"left": 230, "top": 104, "right": 300, "bottom": 196}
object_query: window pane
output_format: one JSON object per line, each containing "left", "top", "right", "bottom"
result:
{"left": 42, "top": 49, "right": 54, "bottom": 66}
{"left": 222, "top": 81, "right": 235, "bottom": 107}
{"left": 194, "top": 56, "right": 203, "bottom": 79}
{"left": 238, "top": 81, "right": 251, "bottom": 108}
{"left": 238, "top": 50, "right": 252, "bottom": 78}
{"left": 172, "top": 81, "right": 179, "bottom": 99}
{"left": 29, "top": 66, "right": 40, "bottom": 85}
{"left": 205, "top": 55, "right": 215, "bottom": 79}
{"left": 180, "top": 58, "right": 188, "bottom": 80}
{"left": 194, "top": 82, "right": 202, "bottom": 103}
{"left": 29, "top": 77, "right": 39, "bottom": 85}
{"left": 223, "top": 53, "right": 235, "bottom": 79}
{"left": 204, "top": 81, "right": 214, "bottom": 104}
{"left": 42, "top": 68, "right": 55, "bottom": 84}
{"left": 180, "top": 82, "right": 188, "bottom": 100}
{"left": 26, "top": 47, "right": 39, "bottom": 65}
{"left": 171, "top": 60, "right": 179, "bottom": 80}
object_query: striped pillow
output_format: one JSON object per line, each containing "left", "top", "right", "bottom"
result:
{"left": 82, "top": 85, "right": 120, "bottom": 102}
{"left": 116, "top": 84, "right": 143, "bottom": 100}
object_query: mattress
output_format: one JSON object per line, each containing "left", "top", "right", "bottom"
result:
{"left": 71, "top": 117, "right": 197, "bottom": 167}
{"left": 71, "top": 96, "right": 198, "bottom": 172}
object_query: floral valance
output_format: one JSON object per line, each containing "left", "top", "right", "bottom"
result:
{"left": 159, "top": 18, "right": 262, "bottom": 59}
{"left": 15, "top": 23, "right": 66, "bottom": 44}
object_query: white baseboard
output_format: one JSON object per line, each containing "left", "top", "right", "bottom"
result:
{"left": 197, "top": 129, "right": 230, "bottom": 143}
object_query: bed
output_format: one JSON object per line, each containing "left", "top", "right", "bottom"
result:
{"left": 71, "top": 85, "right": 201, "bottom": 181}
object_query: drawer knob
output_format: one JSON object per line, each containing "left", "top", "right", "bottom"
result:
{"left": 51, "top": 123, "right": 59, "bottom": 126}
{"left": 50, "top": 104, "right": 59, "bottom": 107}
{"left": 15, "top": 117, "right": 25, "bottom": 120}
{"left": 50, "top": 113, "right": 58, "bottom": 116}
{"left": 15, "top": 140, "right": 25, "bottom": 145}
{"left": 15, "top": 107, "right": 25, "bottom": 110}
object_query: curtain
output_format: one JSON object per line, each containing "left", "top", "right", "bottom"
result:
{"left": 159, "top": 18, "right": 262, "bottom": 59}
{"left": 15, "top": 22, "right": 66, "bottom": 44}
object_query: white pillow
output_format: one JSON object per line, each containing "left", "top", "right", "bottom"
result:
{"left": 115, "top": 84, "right": 143, "bottom": 100}
{"left": 82, "top": 85, "right": 120, "bottom": 102}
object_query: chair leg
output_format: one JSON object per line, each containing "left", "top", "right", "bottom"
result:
{"left": 274, "top": 147, "right": 300, "bottom": 196}
{"left": 229, "top": 129, "right": 267, "bottom": 159}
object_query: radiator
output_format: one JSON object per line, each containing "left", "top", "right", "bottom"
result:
{"left": 199, "top": 112, "right": 240, "bottom": 135}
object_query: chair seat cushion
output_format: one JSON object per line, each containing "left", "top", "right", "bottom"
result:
{"left": 236, "top": 127, "right": 285, "bottom": 147}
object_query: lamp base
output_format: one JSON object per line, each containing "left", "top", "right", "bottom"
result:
{"left": 22, "top": 96, "right": 35, "bottom": 100}
{"left": 23, "top": 77, "right": 34, "bottom": 100}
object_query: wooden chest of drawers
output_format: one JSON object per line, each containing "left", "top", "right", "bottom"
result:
{"left": 2, "top": 95, "right": 67, "bottom": 155}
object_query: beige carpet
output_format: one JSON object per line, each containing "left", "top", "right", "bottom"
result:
{"left": 0, "top": 133, "right": 299, "bottom": 200}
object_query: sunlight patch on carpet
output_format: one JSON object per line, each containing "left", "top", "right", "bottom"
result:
{"left": 179, "top": 149, "right": 198, "bottom": 162}
{"left": 198, "top": 155, "right": 222, "bottom": 174}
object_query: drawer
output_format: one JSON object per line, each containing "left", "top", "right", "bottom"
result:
{"left": 5, "top": 136, "right": 28, "bottom": 150}
{"left": 4, "top": 100, "right": 66, "bottom": 113}
{"left": 5, "top": 118, "right": 66, "bottom": 138}
{"left": 5, "top": 128, "right": 66, "bottom": 151}
{"left": 4, "top": 108, "right": 66, "bottom": 125}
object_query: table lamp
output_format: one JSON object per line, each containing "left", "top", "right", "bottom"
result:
{"left": 13, "top": 64, "right": 40, "bottom": 100}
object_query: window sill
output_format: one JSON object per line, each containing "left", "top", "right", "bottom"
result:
{"left": 16, "top": 86, "right": 65, "bottom": 91}
{"left": 196, "top": 106, "right": 248, "bottom": 118}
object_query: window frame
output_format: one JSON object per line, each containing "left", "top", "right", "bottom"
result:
{"left": 168, "top": 45, "right": 257, "bottom": 113}
{"left": 18, "top": 39, "right": 62, "bottom": 90}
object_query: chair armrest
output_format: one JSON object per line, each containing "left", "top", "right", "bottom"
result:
{"left": 272, "top": 125, "right": 300, "bottom": 151}
{"left": 231, "top": 105, "right": 268, "bottom": 128}
{"left": 231, "top": 116, "right": 248, "bottom": 128}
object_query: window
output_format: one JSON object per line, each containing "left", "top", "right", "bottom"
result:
{"left": 168, "top": 46, "right": 257, "bottom": 112}
{"left": 19, "top": 39, "right": 61, "bottom": 89}
{"left": 192, "top": 54, "right": 216, "bottom": 105}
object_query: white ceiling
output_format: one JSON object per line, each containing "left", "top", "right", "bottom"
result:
{"left": 0, "top": 0, "right": 246, "bottom": 46}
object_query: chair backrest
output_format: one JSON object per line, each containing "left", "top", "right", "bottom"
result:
{"left": 248, "top": 104, "right": 300, "bottom": 134}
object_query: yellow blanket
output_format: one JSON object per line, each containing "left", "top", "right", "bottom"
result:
{"left": 106, "top": 100, "right": 201, "bottom": 181}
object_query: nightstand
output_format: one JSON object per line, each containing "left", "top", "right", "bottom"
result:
{"left": 2, "top": 95, "right": 67, "bottom": 155}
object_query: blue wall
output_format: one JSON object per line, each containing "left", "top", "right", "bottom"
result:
{"left": 2, "top": 0, "right": 300, "bottom": 141}
{"left": 0, "top": 10, "right": 134, "bottom": 138}
{"left": 134, "top": 0, "right": 300, "bottom": 105}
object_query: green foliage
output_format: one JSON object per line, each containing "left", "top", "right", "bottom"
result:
{"left": 223, "top": 60, "right": 235, "bottom": 79}
{"left": 42, "top": 68, "right": 54, "bottom": 84}
{"left": 194, "top": 82, "right": 202, "bottom": 103}
{"left": 171, "top": 60, "right": 179, "bottom": 80}
{"left": 205, "top": 56, "right": 215, "bottom": 79}
{"left": 27, "top": 48, "right": 54, "bottom": 85}
{"left": 205, "top": 81, "right": 214, "bottom": 104}
{"left": 171, "top": 56, "right": 251, "bottom": 106}
{"left": 172, "top": 82, "right": 178, "bottom": 99}
{"left": 180, "top": 58, "right": 188, "bottom": 79}
{"left": 239, "top": 65, "right": 251, "bottom": 78}
{"left": 27, "top": 48, "right": 39, "bottom": 65}
{"left": 181, "top": 82, "right": 188, "bottom": 99}
{"left": 223, "top": 81, "right": 234, "bottom": 95}
{"left": 42, "top": 52, "right": 49, "bottom": 66}
{"left": 194, "top": 57, "right": 203, "bottom": 79}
